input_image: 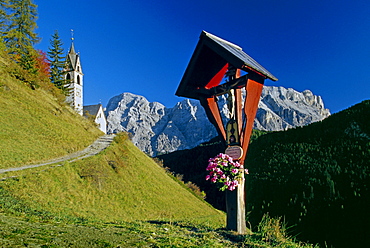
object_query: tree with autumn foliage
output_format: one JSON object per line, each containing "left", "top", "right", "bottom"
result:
{"left": 34, "top": 50, "right": 50, "bottom": 80}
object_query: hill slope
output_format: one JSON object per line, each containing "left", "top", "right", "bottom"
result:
{"left": 0, "top": 50, "right": 224, "bottom": 225}
{"left": 0, "top": 58, "right": 102, "bottom": 168}
{"left": 246, "top": 100, "right": 370, "bottom": 248}
{"left": 0, "top": 133, "right": 225, "bottom": 225}
{"left": 0, "top": 133, "right": 316, "bottom": 247}
{"left": 0, "top": 51, "right": 229, "bottom": 246}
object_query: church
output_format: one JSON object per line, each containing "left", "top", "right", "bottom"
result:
{"left": 64, "top": 41, "right": 107, "bottom": 134}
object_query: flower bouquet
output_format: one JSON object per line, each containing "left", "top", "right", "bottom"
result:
{"left": 206, "top": 153, "right": 248, "bottom": 191}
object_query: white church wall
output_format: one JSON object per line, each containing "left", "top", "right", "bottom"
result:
{"left": 95, "top": 108, "right": 107, "bottom": 134}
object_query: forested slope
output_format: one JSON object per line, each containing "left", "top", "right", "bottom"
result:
{"left": 159, "top": 100, "right": 370, "bottom": 248}
{"left": 246, "top": 100, "right": 370, "bottom": 248}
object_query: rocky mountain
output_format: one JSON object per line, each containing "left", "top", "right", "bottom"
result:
{"left": 105, "top": 86, "right": 330, "bottom": 156}
{"left": 255, "top": 87, "right": 330, "bottom": 131}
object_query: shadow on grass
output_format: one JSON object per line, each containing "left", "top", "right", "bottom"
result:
{"left": 147, "top": 220, "right": 246, "bottom": 243}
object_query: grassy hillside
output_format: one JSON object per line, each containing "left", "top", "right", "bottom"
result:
{"left": 0, "top": 133, "right": 316, "bottom": 247}
{"left": 0, "top": 133, "right": 224, "bottom": 225}
{"left": 0, "top": 52, "right": 102, "bottom": 168}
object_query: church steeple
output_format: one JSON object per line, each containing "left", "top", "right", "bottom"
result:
{"left": 65, "top": 32, "right": 83, "bottom": 115}
{"left": 69, "top": 41, "right": 76, "bottom": 54}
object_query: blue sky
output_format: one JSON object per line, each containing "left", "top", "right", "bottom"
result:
{"left": 35, "top": 0, "right": 370, "bottom": 113}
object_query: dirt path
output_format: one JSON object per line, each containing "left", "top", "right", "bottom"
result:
{"left": 0, "top": 134, "right": 116, "bottom": 174}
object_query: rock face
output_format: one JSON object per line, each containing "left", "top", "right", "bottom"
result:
{"left": 255, "top": 87, "right": 330, "bottom": 131}
{"left": 105, "top": 86, "right": 330, "bottom": 156}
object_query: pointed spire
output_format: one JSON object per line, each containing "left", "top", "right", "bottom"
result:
{"left": 69, "top": 41, "right": 76, "bottom": 55}
{"left": 69, "top": 29, "right": 76, "bottom": 55}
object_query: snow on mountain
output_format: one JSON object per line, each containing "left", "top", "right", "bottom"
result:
{"left": 105, "top": 86, "right": 330, "bottom": 156}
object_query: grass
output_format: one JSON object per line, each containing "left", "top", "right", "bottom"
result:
{"left": 0, "top": 215, "right": 232, "bottom": 247}
{"left": 0, "top": 213, "right": 317, "bottom": 247}
{"left": 0, "top": 133, "right": 225, "bottom": 225}
{"left": 0, "top": 66, "right": 101, "bottom": 168}
{"left": 0, "top": 133, "right": 317, "bottom": 247}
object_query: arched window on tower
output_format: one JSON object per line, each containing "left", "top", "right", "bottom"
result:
{"left": 66, "top": 73, "right": 71, "bottom": 83}
{"left": 77, "top": 75, "right": 81, "bottom": 85}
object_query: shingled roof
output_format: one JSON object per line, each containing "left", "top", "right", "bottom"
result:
{"left": 203, "top": 31, "right": 277, "bottom": 81}
{"left": 83, "top": 104, "right": 103, "bottom": 118}
{"left": 176, "top": 31, "right": 277, "bottom": 99}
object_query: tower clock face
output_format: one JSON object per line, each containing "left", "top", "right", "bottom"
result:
{"left": 76, "top": 89, "right": 81, "bottom": 97}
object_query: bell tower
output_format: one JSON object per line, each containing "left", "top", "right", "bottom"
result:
{"left": 65, "top": 37, "right": 83, "bottom": 115}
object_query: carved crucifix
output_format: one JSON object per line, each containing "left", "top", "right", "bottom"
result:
{"left": 176, "top": 31, "right": 277, "bottom": 234}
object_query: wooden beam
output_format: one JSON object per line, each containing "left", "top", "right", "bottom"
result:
{"left": 199, "top": 96, "right": 226, "bottom": 141}
{"left": 195, "top": 75, "right": 248, "bottom": 98}
{"left": 240, "top": 74, "right": 265, "bottom": 164}
{"left": 205, "top": 63, "right": 229, "bottom": 89}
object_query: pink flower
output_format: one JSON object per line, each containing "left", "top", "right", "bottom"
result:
{"left": 244, "top": 169, "right": 249, "bottom": 174}
{"left": 206, "top": 153, "right": 244, "bottom": 191}
{"left": 228, "top": 185, "right": 236, "bottom": 191}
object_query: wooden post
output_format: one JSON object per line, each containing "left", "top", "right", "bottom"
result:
{"left": 226, "top": 171, "right": 246, "bottom": 234}
{"left": 225, "top": 67, "right": 247, "bottom": 234}
{"left": 240, "top": 74, "right": 265, "bottom": 163}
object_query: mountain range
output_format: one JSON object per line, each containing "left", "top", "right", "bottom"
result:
{"left": 105, "top": 86, "right": 330, "bottom": 156}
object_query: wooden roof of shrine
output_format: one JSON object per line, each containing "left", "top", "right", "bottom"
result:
{"left": 176, "top": 31, "right": 277, "bottom": 99}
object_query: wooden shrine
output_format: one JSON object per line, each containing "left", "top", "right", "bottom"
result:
{"left": 176, "top": 31, "right": 277, "bottom": 234}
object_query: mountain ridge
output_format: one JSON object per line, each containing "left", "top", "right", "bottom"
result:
{"left": 106, "top": 86, "right": 330, "bottom": 156}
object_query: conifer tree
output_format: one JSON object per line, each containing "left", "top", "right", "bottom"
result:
{"left": 47, "top": 30, "right": 67, "bottom": 91}
{"left": 0, "top": 0, "right": 10, "bottom": 35}
{"left": 4, "top": 0, "right": 40, "bottom": 65}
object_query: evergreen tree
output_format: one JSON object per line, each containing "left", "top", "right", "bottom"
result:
{"left": 0, "top": 0, "right": 10, "bottom": 35}
{"left": 47, "top": 30, "right": 67, "bottom": 91}
{"left": 4, "top": 0, "right": 40, "bottom": 63}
